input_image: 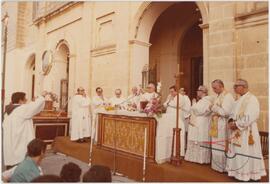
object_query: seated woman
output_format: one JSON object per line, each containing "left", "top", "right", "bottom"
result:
{"left": 184, "top": 85, "right": 213, "bottom": 164}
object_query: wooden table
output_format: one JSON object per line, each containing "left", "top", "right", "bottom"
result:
{"left": 97, "top": 112, "right": 157, "bottom": 162}
{"left": 33, "top": 116, "right": 70, "bottom": 144}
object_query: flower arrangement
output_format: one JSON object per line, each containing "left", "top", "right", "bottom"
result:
{"left": 45, "top": 92, "right": 59, "bottom": 103}
{"left": 143, "top": 97, "right": 163, "bottom": 118}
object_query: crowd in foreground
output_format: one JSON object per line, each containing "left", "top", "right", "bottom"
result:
{"left": 2, "top": 139, "right": 112, "bottom": 182}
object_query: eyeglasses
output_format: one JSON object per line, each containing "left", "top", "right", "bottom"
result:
{"left": 233, "top": 84, "right": 243, "bottom": 89}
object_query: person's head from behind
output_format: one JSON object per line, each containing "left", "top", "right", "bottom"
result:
{"left": 60, "top": 162, "right": 82, "bottom": 182}
{"left": 96, "top": 87, "right": 103, "bottom": 96}
{"left": 147, "top": 83, "right": 156, "bottom": 93}
{"left": 32, "top": 174, "right": 63, "bottom": 182}
{"left": 83, "top": 165, "right": 112, "bottom": 182}
{"left": 11, "top": 92, "right": 27, "bottom": 104}
{"left": 27, "top": 139, "right": 47, "bottom": 165}
{"left": 115, "top": 89, "right": 122, "bottom": 98}
{"left": 169, "top": 85, "right": 177, "bottom": 97}
{"left": 211, "top": 79, "right": 224, "bottom": 95}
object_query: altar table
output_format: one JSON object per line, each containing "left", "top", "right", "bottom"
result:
{"left": 96, "top": 110, "right": 179, "bottom": 164}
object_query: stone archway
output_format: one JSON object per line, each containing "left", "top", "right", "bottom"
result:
{"left": 129, "top": 1, "right": 209, "bottom": 95}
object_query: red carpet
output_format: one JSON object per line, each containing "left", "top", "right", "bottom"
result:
{"left": 52, "top": 136, "right": 268, "bottom": 182}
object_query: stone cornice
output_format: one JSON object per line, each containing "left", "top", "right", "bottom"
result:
{"left": 90, "top": 44, "right": 116, "bottom": 57}
{"left": 235, "top": 7, "right": 268, "bottom": 29}
{"left": 129, "top": 40, "right": 152, "bottom": 47}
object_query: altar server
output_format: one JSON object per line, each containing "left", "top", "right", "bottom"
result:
{"left": 109, "top": 89, "right": 126, "bottom": 109}
{"left": 226, "top": 79, "right": 266, "bottom": 181}
{"left": 210, "top": 79, "right": 234, "bottom": 172}
{"left": 162, "top": 85, "right": 189, "bottom": 156}
{"left": 70, "top": 87, "right": 91, "bottom": 143}
{"left": 3, "top": 92, "right": 46, "bottom": 167}
{"left": 185, "top": 85, "right": 212, "bottom": 164}
{"left": 179, "top": 88, "right": 191, "bottom": 132}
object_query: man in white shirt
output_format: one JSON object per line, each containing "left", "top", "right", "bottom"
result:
{"left": 109, "top": 89, "right": 126, "bottom": 109}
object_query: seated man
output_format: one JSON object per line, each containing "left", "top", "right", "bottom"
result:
{"left": 109, "top": 89, "right": 126, "bottom": 109}
{"left": 83, "top": 165, "right": 112, "bottom": 182}
{"left": 10, "top": 139, "right": 47, "bottom": 182}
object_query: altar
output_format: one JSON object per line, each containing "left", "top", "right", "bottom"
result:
{"left": 97, "top": 111, "right": 157, "bottom": 162}
{"left": 96, "top": 110, "right": 178, "bottom": 164}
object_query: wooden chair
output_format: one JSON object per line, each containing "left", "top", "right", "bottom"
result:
{"left": 259, "top": 131, "right": 268, "bottom": 159}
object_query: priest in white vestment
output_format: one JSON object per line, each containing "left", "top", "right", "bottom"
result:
{"left": 91, "top": 87, "right": 108, "bottom": 142}
{"left": 155, "top": 86, "right": 188, "bottom": 163}
{"left": 70, "top": 87, "right": 91, "bottom": 142}
{"left": 108, "top": 89, "right": 126, "bottom": 109}
{"left": 184, "top": 85, "right": 212, "bottom": 164}
{"left": 210, "top": 79, "right": 235, "bottom": 172}
{"left": 126, "top": 86, "right": 141, "bottom": 111}
{"left": 226, "top": 79, "right": 266, "bottom": 181}
{"left": 3, "top": 92, "right": 46, "bottom": 166}
{"left": 141, "top": 83, "right": 159, "bottom": 102}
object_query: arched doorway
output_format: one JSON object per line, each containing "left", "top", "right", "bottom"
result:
{"left": 25, "top": 54, "right": 35, "bottom": 100}
{"left": 148, "top": 2, "right": 203, "bottom": 100}
{"left": 55, "top": 40, "right": 70, "bottom": 111}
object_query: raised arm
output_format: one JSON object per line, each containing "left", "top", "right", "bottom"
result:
{"left": 23, "top": 96, "right": 45, "bottom": 119}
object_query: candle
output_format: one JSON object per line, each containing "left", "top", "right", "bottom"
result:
{"left": 143, "top": 127, "right": 147, "bottom": 181}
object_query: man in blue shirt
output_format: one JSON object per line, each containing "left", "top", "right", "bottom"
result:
{"left": 10, "top": 139, "right": 46, "bottom": 182}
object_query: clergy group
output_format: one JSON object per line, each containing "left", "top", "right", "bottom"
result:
{"left": 2, "top": 78, "right": 266, "bottom": 181}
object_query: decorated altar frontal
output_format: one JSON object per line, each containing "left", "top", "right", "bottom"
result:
{"left": 96, "top": 109, "right": 178, "bottom": 164}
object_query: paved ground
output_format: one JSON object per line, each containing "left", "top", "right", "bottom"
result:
{"left": 41, "top": 150, "right": 134, "bottom": 182}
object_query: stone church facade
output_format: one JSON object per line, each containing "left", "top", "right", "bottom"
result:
{"left": 1, "top": 1, "right": 268, "bottom": 130}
